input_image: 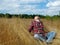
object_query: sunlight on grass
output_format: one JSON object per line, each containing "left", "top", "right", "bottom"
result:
{"left": 0, "top": 18, "right": 60, "bottom": 45}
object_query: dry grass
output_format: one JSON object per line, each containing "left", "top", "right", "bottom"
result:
{"left": 42, "top": 19, "right": 60, "bottom": 45}
{"left": 0, "top": 18, "right": 60, "bottom": 45}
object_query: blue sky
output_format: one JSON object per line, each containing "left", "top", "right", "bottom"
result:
{"left": 0, "top": 0, "right": 60, "bottom": 16}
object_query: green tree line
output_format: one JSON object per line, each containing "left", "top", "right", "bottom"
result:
{"left": 0, "top": 13, "right": 60, "bottom": 19}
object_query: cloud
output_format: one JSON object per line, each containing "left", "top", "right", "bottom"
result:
{"left": 0, "top": 0, "right": 60, "bottom": 15}
{"left": 19, "top": 0, "right": 45, "bottom": 4}
{"left": 47, "top": 0, "right": 60, "bottom": 7}
{"left": 46, "top": 0, "right": 60, "bottom": 15}
{"left": 0, "top": 0, "right": 45, "bottom": 14}
{"left": 0, "top": 0, "right": 20, "bottom": 14}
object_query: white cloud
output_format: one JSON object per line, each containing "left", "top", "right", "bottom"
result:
{"left": 0, "top": 0, "right": 60, "bottom": 15}
{"left": 47, "top": 0, "right": 60, "bottom": 7}
{"left": 46, "top": 0, "right": 60, "bottom": 15}
{"left": 19, "top": 0, "right": 45, "bottom": 4}
{"left": 0, "top": 0, "right": 19, "bottom": 10}
{"left": 0, "top": 0, "right": 44, "bottom": 14}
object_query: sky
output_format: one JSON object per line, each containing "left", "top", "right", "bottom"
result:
{"left": 0, "top": 0, "right": 60, "bottom": 16}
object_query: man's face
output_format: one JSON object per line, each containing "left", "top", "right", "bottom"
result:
{"left": 34, "top": 16, "right": 40, "bottom": 20}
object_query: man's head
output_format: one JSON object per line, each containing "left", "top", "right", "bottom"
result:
{"left": 34, "top": 16, "right": 40, "bottom": 20}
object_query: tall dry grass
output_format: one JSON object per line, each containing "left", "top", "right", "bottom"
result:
{"left": 0, "top": 18, "right": 43, "bottom": 45}
{"left": 0, "top": 18, "right": 60, "bottom": 45}
{"left": 42, "top": 19, "right": 60, "bottom": 45}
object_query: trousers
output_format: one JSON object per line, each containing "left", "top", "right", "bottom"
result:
{"left": 34, "top": 31, "right": 56, "bottom": 43}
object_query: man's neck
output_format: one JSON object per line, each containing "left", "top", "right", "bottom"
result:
{"left": 35, "top": 20, "right": 40, "bottom": 22}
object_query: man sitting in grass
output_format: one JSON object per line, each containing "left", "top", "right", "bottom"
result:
{"left": 28, "top": 16, "right": 56, "bottom": 44}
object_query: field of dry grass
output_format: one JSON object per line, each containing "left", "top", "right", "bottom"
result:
{"left": 0, "top": 18, "right": 60, "bottom": 45}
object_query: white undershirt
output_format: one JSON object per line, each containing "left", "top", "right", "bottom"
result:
{"left": 35, "top": 20, "right": 40, "bottom": 22}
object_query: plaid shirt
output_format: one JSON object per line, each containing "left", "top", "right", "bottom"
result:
{"left": 28, "top": 20, "right": 45, "bottom": 36}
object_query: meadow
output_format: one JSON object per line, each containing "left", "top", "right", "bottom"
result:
{"left": 0, "top": 18, "right": 60, "bottom": 45}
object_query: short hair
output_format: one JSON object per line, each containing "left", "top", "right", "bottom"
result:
{"left": 34, "top": 16, "right": 40, "bottom": 20}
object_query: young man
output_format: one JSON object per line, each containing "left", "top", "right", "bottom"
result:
{"left": 28, "top": 16, "right": 56, "bottom": 43}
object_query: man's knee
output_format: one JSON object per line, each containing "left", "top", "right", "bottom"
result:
{"left": 51, "top": 31, "right": 56, "bottom": 36}
{"left": 49, "top": 31, "right": 56, "bottom": 39}
{"left": 34, "top": 34, "right": 39, "bottom": 39}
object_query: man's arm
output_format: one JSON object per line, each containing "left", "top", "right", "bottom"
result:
{"left": 28, "top": 22, "right": 34, "bottom": 33}
{"left": 40, "top": 21, "right": 46, "bottom": 34}
{"left": 40, "top": 21, "right": 44, "bottom": 30}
